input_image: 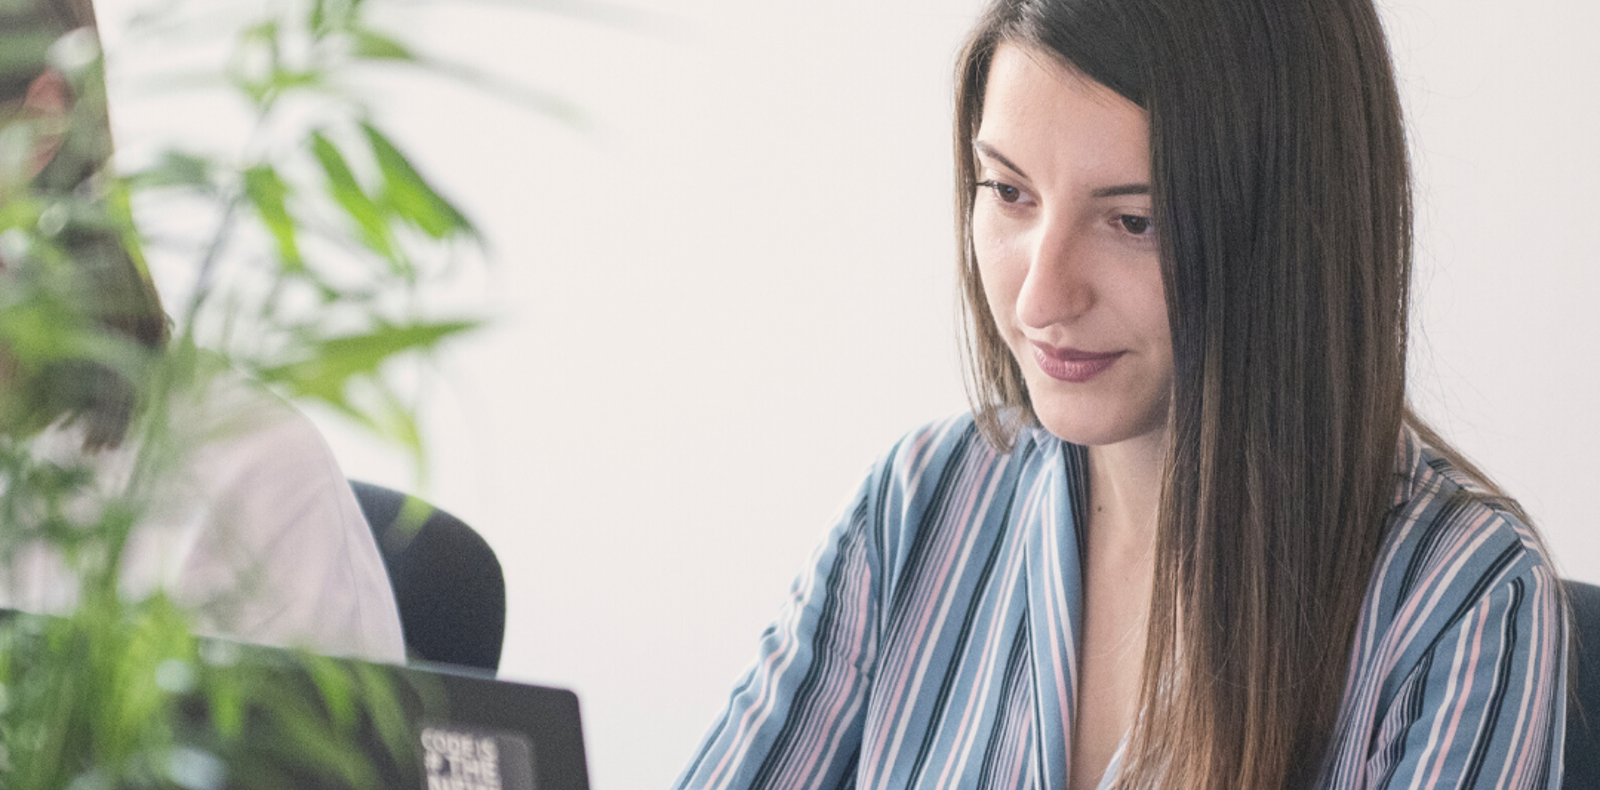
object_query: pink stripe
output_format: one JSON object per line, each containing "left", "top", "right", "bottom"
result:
{"left": 866, "top": 469, "right": 974, "bottom": 711}
{"left": 1377, "top": 510, "right": 1496, "bottom": 687}
{"left": 1023, "top": 468, "right": 1076, "bottom": 769}
{"left": 1498, "top": 581, "right": 1537, "bottom": 790}
{"left": 1349, "top": 478, "right": 1430, "bottom": 680}
{"left": 933, "top": 519, "right": 1030, "bottom": 786}
{"left": 1422, "top": 598, "right": 1488, "bottom": 788}
{"left": 776, "top": 536, "right": 875, "bottom": 788}
{"left": 1001, "top": 704, "right": 1033, "bottom": 788}
{"left": 1359, "top": 482, "right": 1446, "bottom": 682}
{"left": 1050, "top": 494, "right": 1078, "bottom": 750}
{"left": 1330, "top": 481, "right": 1434, "bottom": 786}
{"left": 862, "top": 464, "right": 980, "bottom": 781}
{"left": 1344, "top": 479, "right": 1493, "bottom": 786}
{"left": 989, "top": 666, "right": 1034, "bottom": 790}
{"left": 1504, "top": 572, "right": 1556, "bottom": 790}
{"left": 901, "top": 417, "right": 961, "bottom": 503}
{"left": 863, "top": 447, "right": 1004, "bottom": 789}
{"left": 704, "top": 576, "right": 813, "bottom": 790}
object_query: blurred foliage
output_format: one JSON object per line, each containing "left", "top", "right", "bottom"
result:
{"left": 0, "top": 596, "right": 423, "bottom": 789}
{"left": 124, "top": 0, "right": 492, "bottom": 471}
{"left": 0, "top": 0, "right": 568, "bottom": 785}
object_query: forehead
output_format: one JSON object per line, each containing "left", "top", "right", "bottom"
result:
{"left": 976, "top": 43, "right": 1150, "bottom": 181}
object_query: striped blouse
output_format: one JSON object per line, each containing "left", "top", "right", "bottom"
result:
{"left": 674, "top": 415, "right": 1567, "bottom": 790}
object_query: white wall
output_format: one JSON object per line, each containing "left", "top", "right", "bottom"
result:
{"left": 1384, "top": 0, "right": 1600, "bottom": 585}
{"left": 100, "top": 1, "right": 1597, "bottom": 788}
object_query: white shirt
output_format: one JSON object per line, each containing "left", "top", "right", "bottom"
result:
{"left": 0, "top": 370, "right": 406, "bottom": 663}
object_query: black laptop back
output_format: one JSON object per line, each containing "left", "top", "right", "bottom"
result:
{"left": 402, "top": 662, "right": 589, "bottom": 790}
{"left": 190, "top": 654, "right": 591, "bottom": 790}
{"left": 0, "top": 609, "right": 587, "bottom": 789}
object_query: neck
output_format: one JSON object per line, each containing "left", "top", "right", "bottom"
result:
{"left": 1085, "top": 428, "right": 1167, "bottom": 542}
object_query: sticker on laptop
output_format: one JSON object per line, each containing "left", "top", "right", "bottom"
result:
{"left": 419, "top": 724, "right": 537, "bottom": 790}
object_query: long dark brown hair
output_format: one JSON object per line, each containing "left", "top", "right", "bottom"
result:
{"left": 1, "top": 0, "right": 169, "bottom": 450}
{"left": 957, "top": 0, "right": 1421, "bottom": 786}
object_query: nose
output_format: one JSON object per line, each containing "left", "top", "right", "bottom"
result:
{"left": 1014, "top": 216, "right": 1093, "bottom": 330}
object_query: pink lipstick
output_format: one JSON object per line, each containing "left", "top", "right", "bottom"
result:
{"left": 1030, "top": 341, "right": 1123, "bottom": 383}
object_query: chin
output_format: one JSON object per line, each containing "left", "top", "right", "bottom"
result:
{"left": 1028, "top": 394, "right": 1168, "bottom": 449}
{"left": 1034, "top": 415, "right": 1137, "bottom": 447}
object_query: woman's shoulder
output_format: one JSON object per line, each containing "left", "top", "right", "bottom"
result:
{"left": 852, "top": 411, "right": 1059, "bottom": 549}
{"left": 23, "top": 360, "right": 309, "bottom": 486}
{"left": 869, "top": 410, "right": 1052, "bottom": 497}
{"left": 1363, "top": 425, "right": 1562, "bottom": 646}
{"left": 1328, "top": 428, "right": 1566, "bottom": 789}
{"left": 168, "top": 357, "right": 306, "bottom": 440}
{"left": 881, "top": 410, "right": 1053, "bottom": 470}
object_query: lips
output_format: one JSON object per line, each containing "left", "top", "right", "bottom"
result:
{"left": 1029, "top": 341, "right": 1123, "bottom": 383}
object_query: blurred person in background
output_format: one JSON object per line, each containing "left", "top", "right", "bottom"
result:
{"left": 0, "top": 0, "right": 404, "bottom": 663}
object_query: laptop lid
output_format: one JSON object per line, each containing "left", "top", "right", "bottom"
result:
{"left": 0, "top": 609, "right": 588, "bottom": 789}
{"left": 400, "top": 661, "right": 590, "bottom": 790}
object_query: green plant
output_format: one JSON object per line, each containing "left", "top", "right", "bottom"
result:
{"left": 136, "top": 0, "right": 488, "bottom": 467}
{"left": 0, "top": 0, "right": 565, "bottom": 785}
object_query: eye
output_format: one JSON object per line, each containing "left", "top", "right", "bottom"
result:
{"left": 1116, "top": 214, "right": 1154, "bottom": 236}
{"left": 976, "top": 179, "right": 1024, "bottom": 204}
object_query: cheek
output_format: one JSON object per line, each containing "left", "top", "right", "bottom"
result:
{"left": 971, "top": 210, "right": 1024, "bottom": 334}
{"left": 1136, "top": 278, "right": 1170, "bottom": 341}
{"left": 1127, "top": 270, "right": 1174, "bottom": 369}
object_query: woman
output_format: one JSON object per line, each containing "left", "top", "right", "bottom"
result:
{"left": 674, "top": 0, "right": 1567, "bottom": 788}
{"left": 0, "top": 0, "right": 405, "bottom": 663}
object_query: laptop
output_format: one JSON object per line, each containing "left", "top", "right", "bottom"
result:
{"left": 234, "top": 654, "right": 592, "bottom": 790}
{"left": 394, "top": 661, "right": 590, "bottom": 790}
{"left": 0, "top": 608, "right": 590, "bottom": 790}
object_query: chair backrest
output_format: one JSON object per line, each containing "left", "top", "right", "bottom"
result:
{"left": 351, "top": 481, "right": 506, "bottom": 673}
{"left": 1565, "top": 579, "right": 1600, "bottom": 790}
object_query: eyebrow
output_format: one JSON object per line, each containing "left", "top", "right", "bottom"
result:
{"left": 973, "top": 141, "right": 1029, "bottom": 180}
{"left": 973, "top": 140, "right": 1152, "bottom": 199}
{"left": 1090, "top": 183, "right": 1151, "bottom": 198}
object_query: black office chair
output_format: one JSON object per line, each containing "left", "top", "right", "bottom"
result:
{"left": 1566, "top": 579, "right": 1600, "bottom": 790}
{"left": 350, "top": 481, "right": 506, "bottom": 673}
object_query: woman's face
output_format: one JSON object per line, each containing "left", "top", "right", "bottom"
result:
{"left": 0, "top": 69, "right": 69, "bottom": 205}
{"left": 972, "top": 44, "right": 1172, "bottom": 449}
